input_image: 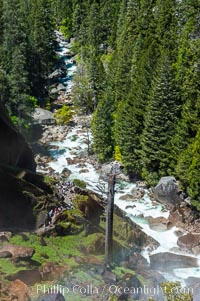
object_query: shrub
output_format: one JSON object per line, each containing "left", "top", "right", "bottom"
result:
{"left": 149, "top": 282, "right": 193, "bottom": 301}
{"left": 114, "top": 145, "right": 122, "bottom": 162}
{"left": 54, "top": 105, "right": 73, "bottom": 125}
{"left": 73, "top": 179, "right": 87, "bottom": 189}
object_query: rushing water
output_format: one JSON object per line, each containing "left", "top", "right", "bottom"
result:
{"left": 44, "top": 31, "right": 200, "bottom": 284}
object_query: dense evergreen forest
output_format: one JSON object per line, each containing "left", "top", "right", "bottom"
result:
{"left": 0, "top": 0, "right": 199, "bottom": 211}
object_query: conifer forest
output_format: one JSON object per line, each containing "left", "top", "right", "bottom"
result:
{"left": 1, "top": 0, "right": 199, "bottom": 208}
{"left": 0, "top": 1, "right": 200, "bottom": 300}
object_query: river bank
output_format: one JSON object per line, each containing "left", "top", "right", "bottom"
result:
{"left": 1, "top": 31, "right": 199, "bottom": 301}
{"left": 34, "top": 32, "right": 200, "bottom": 294}
{"left": 0, "top": 31, "right": 158, "bottom": 301}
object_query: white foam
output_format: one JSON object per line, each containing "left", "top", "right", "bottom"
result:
{"left": 174, "top": 267, "right": 200, "bottom": 279}
{"left": 47, "top": 31, "right": 200, "bottom": 282}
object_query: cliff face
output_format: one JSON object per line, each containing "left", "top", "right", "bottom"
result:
{"left": 0, "top": 101, "right": 36, "bottom": 171}
{"left": 0, "top": 102, "right": 54, "bottom": 231}
{"left": 0, "top": 165, "right": 62, "bottom": 231}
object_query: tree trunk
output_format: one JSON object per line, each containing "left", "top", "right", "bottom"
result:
{"left": 105, "top": 173, "right": 116, "bottom": 265}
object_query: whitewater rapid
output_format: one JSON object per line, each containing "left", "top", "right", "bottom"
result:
{"left": 44, "top": 31, "right": 200, "bottom": 284}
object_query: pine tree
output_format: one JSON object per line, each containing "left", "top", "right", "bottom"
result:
{"left": 0, "top": 0, "right": 3, "bottom": 46}
{"left": 28, "top": 0, "right": 55, "bottom": 103}
{"left": 187, "top": 127, "right": 200, "bottom": 209}
{"left": 141, "top": 55, "right": 181, "bottom": 184}
{"left": 91, "top": 92, "right": 114, "bottom": 162}
{"left": 114, "top": 99, "right": 142, "bottom": 177}
{"left": 172, "top": 0, "right": 200, "bottom": 196}
{"left": 0, "top": 69, "right": 9, "bottom": 104}
{"left": 8, "top": 46, "right": 31, "bottom": 127}
{"left": 72, "top": 3, "right": 83, "bottom": 39}
{"left": 72, "top": 62, "right": 94, "bottom": 113}
{"left": 113, "top": 0, "right": 158, "bottom": 176}
{"left": 2, "top": 0, "right": 33, "bottom": 127}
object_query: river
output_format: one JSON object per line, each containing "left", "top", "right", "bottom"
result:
{"left": 43, "top": 31, "right": 200, "bottom": 285}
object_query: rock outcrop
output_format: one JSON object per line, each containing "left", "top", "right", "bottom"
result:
{"left": 148, "top": 217, "right": 170, "bottom": 232}
{"left": 6, "top": 279, "right": 31, "bottom": 301}
{"left": 36, "top": 124, "right": 69, "bottom": 144}
{"left": 99, "top": 161, "right": 128, "bottom": 181}
{"left": 48, "top": 68, "right": 66, "bottom": 80}
{"left": 177, "top": 233, "right": 200, "bottom": 250}
{"left": 169, "top": 202, "right": 200, "bottom": 233}
{"left": 154, "top": 176, "right": 182, "bottom": 206}
{"left": 0, "top": 165, "right": 62, "bottom": 231}
{"left": 6, "top": 262, "right": 68, "bottom": 287}
{"left": 150, "top": 252, "right": 198, "bottom": 271}
{"left": 1, "top": 279, "right": 31, "bottom": 301}
{"left": 0, "top": 245, "right": 35, "bottom": 259}
{"left": 32, "top": 108, "right": 55, "bottom": 125}
{"left": 0, "top": 231, "right": 12, "bottom": 242}
{"left": 0, "top": 101, "right": 36, "bottom": 171}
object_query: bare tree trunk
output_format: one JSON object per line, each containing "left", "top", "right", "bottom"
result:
{"left": 105, "top": 173, "right": 116, "bottom": 266}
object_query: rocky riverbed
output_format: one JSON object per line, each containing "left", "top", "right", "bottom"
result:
{"left": 42, "top": 31, "right": 200, "bottom": 298}
{"left": 1, "top": 31, "right": 200, "bottom": 301}
{"left": 31, "top": 108, "right": 200, "bottom": 300}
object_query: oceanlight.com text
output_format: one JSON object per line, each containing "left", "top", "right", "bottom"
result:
{"left": 36, "top": 284, "right": 193, "bottom": 297}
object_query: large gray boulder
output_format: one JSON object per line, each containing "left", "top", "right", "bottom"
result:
{"left": 100, "top": 161, "right": 123, "bottom": 175}
{"left": 99, "top": 161, "right": 128, "bottom": 181}
{"left": 150, "top": 252, "right": 198, "bottom": 271}
{"left": 48, "top": 68, "right": 65, "bottom": 79}
{"left": 154, "top": 176, "right": 181, "bottom": 206}
{"left": 57, "top": 83, "right": 66, "bottom": 91}
{"left": 32, "top": 108, "right": 55, "bottom": 125}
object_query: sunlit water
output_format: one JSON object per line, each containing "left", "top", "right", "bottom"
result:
{"left": 41, "top": 32, "right": 200, "bottom": 284}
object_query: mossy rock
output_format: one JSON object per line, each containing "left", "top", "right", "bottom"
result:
{"left": 81, "top": 233, "right": 105, "bottom": 255}
{"left": 73, "top": 178, "right": 87, "bottom": 189}
{"left": 113, "top": 210, "right": 155, "bottom": 247}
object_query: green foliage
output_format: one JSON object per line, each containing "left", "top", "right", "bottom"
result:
{"left": 43, "top": 175, "right": 55, "bottom": 185}
{"left": 114, "top": 99, "right": 142, "bottom": 176}
{"left": 160, "top": 282, "right": 193, "bottom": 301}
{"left": 0, "top": 0, "right": 199, "bottom": 209}
{"left": 0, "top": 258, "right": 26, "bottom": 275}
{"left": 30, "top": 96, "right": 38, "bottom": 108}
{"left": 72, "top": 63, "right": 94, "bottom": 113}
{"left": 70, "top": 40, "right": 80, "bottom": 54}
{"left": 114, "top": 146, "right": 122, "bottom": 162}
{"left": 44, "top": 98, "right": 51, "bottom": 110}
{"left": 73, "top": 179, "right": 87, "bottom": 189}
{"left": 8, "top": 233, "right": 82, "bottom": 267}
{"left": 70, "top": 0, "right": 200, "bottom": 209}
{"left": 0, "top": 0, "right": 56, "bottom": 127}
{"left": 149, "top": 281, "right": 193, "bottom": 300}
{"left": 10, "top": 115, "right": 19, "bottom": 126}
{"left": 108, "top": 295, "right": 118, "bottom": 301}
{"left": 101, "top": 52, "right": 113, "bottom": 72}
{"left": 54, "top": 105, "right": 73, "bottom": 125}
{"left": 112, "top": 266, "right": 136, "bottom": 278}
{"left": 0, "top": 69, "right": 9, "bottom": 103}
{"left": 187, "top": 127, "right": 200, "bottom": 208}
{"left": 91, "top": 95, "right": 114, "bottom": 162}
{"left": 59, "top": 17, "right": 71, "bottom": 39}
{"left": 70, "top": 134, "right": 78, "bottom": 142}
{"left": 141, "top": 55, "right": 181, "bottom": 184}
